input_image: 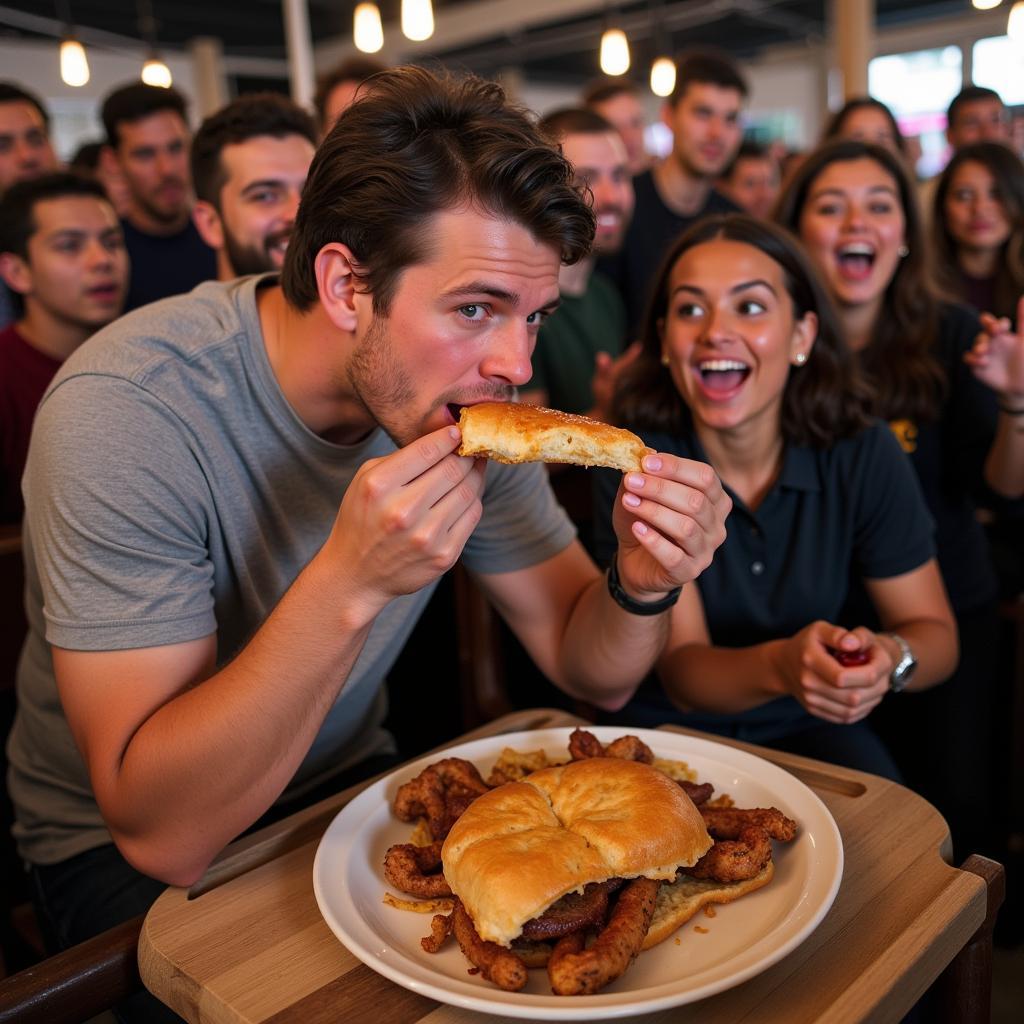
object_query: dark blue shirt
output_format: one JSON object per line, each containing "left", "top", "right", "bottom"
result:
{"left": 121, "top": 217, "right": 217, "bottom": 312}
{"left": 592, "top": 421, "right": 936, "bottom": 737}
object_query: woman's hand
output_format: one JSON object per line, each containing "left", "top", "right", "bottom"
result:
{"left": 612, "top": 453, "right": 731, "bottom": 602}
{"left": 966, "top": 296, "right": 1024, "bottom": 407}
{"left": 771, "top": 622, "right": 894, "bottom": 725}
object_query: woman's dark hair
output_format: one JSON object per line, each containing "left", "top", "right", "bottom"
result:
{"left": 282, "top": 65, "right": 595, "bottom": 316}
{"left": 612, "top": 213, "right": 873, "bottom": 448}
{"left": 774, "top": 139, "right": 946, "bottom": 423}
{"left": 822, "top": 97, "right": 907, "bottom": 156}
{"left": 933, "top": 141, "right": 1024, "bottom": 322}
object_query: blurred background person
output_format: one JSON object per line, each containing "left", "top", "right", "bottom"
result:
{"left": 582, "top": 77, "right": 651, "bottom": 176}
{"left": 101, "top": 82, "right": 215, "bottom": 311}
{"left": 593, "top": 214, "right": 956, "bottom": 775}
{"left": 0, "top": 172, "right": 127, "bottom": 523}
{"left": 0, "top": 83, "right": 58, "bottom": 332}
{"left": 822, "top": 96, "right": 908, "bottom": 160}
{"left": 932, "top": 141, "right": 1024, "bottom": 325}
{"left": 777, "top": 139, "right": 1024, "bottom": 862}
{"left": 945, "top": 85, "right": 1010, "bottom": 150}
{"left": 522, "top": 107, "right": 636, "bottom": 419}
{"left": 717, "top": 140, "right": 780, "bottom": 219}
{"left": 313, "top": 55, "right": 387, "bottom": 138}
{"left": 69, "top": 139, "right": 132, "bottom": 218}
{"left": 602, "top": 50, "right": 747, "bottom": 331}
{"left": 191, "top": 94, "right": 317, "bottom": 280}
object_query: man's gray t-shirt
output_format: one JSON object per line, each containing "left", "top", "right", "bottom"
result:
{"left": 7, "top": 275, "right": 575, "bottom": 866}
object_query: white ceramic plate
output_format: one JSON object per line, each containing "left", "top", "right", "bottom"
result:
{"left": 312, "top": 726, "right": 843, "bottom": 1020}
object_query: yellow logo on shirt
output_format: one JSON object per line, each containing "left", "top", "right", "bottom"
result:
{"left": 888, "top": 418, "right": 918, "bottom": 453}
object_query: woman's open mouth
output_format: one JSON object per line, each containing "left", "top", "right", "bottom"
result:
{"left": 835, "top": 242, "right": 876, "bottom": 282}
{"left": 694, "top": 359, "right": 751, "bottom": 399}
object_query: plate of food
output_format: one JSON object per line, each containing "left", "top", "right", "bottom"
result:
{"left": 312, "top": 726, "right": 843, "bottom": 1020}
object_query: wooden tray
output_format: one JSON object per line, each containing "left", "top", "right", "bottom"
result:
{"left": 139, "top": 712, "right": 987, "bottom": 1023}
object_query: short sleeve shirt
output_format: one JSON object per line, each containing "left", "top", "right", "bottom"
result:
{"left": 592, "top": 422, "right": 936, "bottom": 734}
{"left": 8, "top": 275, "right": 576, "bottom": 865}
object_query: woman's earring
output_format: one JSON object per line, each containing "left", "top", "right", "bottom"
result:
{"left": 793, "top": 352, "right": 807, "bottom": 366}
{"left": 660, "top": 352, "right": 671, "bottom": 366}
{"left": 897, "top": 244, "right": 909, "bottom": 258}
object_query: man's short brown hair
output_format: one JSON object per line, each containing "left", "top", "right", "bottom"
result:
{"left": 668, "top": 50, "right": 748, "bottom": 108}
{"left": 282, "top": 66, "right": 595, "bottom": 316}
{"left": 312, "top": 56, "right": 388, "bottom": 129}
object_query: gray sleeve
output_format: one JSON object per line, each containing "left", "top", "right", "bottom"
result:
{"left": 25, "top": 374, "right": 217, "bottom": 650}
{"left": 461, "top": 460, "right": 576, "bottom": 575}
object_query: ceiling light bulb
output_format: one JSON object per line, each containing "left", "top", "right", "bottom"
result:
{"left": 141, "top": 57, "right": 173, "bottom": 88}
{"left": 1010, "top": 1, "right": 1024, "bottom": 38}
{"left": 402, "top": 0, "right": 434, "bottom": 42}
{"left": 971, "top": 0, "right": 1001, "bottom": 9}
{"left": 600, "top": 28, "right": 630, "bottom": 76}
{"left": 650, "top": 56, "right": 676, "bottom": 97}
{"left": 354, "top": 3, "right": 384, "bottom": 53}
{"left": 60, "top": 37, "right": 90, "bottom": 88}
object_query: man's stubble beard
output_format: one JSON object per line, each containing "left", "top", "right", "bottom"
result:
{"left": 346, "top": 314, "right": 419, "bottom": 448}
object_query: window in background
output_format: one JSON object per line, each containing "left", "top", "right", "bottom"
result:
{"left": 869, "top": 45, "right": 963, "bottom": 178}
{"left": 972, "top": 36, "right": 1024, "bottom": 105}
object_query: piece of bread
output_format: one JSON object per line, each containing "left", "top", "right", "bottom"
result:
{"left": 642, "top": 861, "right": 775, "bottom": 949}
{"left": 457, "top": 402, "right": 646, "bottom": 473}
{"left": 441, "top": 758, "right": 713, "bottom": 947}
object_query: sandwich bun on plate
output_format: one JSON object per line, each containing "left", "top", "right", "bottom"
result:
{"left": 441, "top": 758, "right": 713, "bottom": 947}
{"left": 457, "top": 402, "right": 647, "bottom": 473}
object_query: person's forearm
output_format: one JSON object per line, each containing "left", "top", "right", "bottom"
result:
{"left": 106, "top": 552, "right": 377, "bottom": 886}
{"left": 877, "top": 617, "right": 958, "bottom": 692}
{"left": 984, "top": 407, "right": 1024, "bottom": 499}
{"left": 657, "top": 641, "right": 789, "bottom": 714}
{"left": 556, "top": 576, "right": 674, "bottom": 711}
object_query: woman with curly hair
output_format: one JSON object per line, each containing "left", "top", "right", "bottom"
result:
{"left": 593, "top": 213, "right": 957, "bottom": 778}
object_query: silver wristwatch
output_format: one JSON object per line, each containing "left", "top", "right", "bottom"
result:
{"left": 885, "top": 633, "right": 917, "bottom": 693}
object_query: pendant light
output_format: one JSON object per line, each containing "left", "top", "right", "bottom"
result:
{"left": 354, "top": 3, "right": 384, "bottom": 53}
{"left": 402, "top": 0, "right": 434, "bottom": 42}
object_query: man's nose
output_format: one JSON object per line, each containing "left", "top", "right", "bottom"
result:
{"left": 480, "top": 322, "right": 534, "bottom": 387}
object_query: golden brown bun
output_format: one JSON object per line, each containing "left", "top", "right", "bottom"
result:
{"left": 457, "top": 402, "right": 646, "bottom": 473}
{"left": 441, "top": 759, "right": 713, "bottom": 947}
{"left": 641, "top": 861, "right": 775, "bottom": 950}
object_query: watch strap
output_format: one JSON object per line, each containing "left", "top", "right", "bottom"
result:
{"left": 606, "top": 554, "right": 682, "bottom": 616}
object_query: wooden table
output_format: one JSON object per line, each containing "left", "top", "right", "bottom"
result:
{"left": 138, "top": 708, "right": 1000, "bottom": 1023}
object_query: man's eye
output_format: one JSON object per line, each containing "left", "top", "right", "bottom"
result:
{"left": 526, "top": 310, "right": 549, "bottom": 326}
{"left": 458, "top": 304, "right": 486, "bottom": 320}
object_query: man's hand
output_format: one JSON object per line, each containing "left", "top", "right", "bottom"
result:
{"left": 612, "top": 453, "right": 731, "bottom": 600}
{"left": 590, "top": 343, "right": 641, "bottom": 422}
{"left": 322, "top": 426, "right": 486, "bottom": 619}
{"left": 967, "top": 297, "right": 1024, "bottom": 405}
{"left": 771, "top": 622, "right": 893, "bottom": 725}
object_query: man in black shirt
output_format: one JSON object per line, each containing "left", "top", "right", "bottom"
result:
{"left": 101, "top": 83, "right": 216, "bottom": 310}
{"left": 601, "top": 52, "right": 747, "bottom": 330}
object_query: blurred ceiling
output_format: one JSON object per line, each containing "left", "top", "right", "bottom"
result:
{"left": 0, "top": 0, "right": 981, "bottom": 81}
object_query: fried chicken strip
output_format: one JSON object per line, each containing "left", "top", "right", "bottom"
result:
{"left": 701, "top": 805, "right": 797, "bottom": 842}
{"left": 383, "top": 840, "right": 452, "bottom": 898}
{"left": 450, "top": 900, "right": 528, "bottom": 991}
{"left": 679, "top": 780, "right": 714, "bottom": 806}
{"left": 547, "top": 877, "right": 661, "bottom": 996}
{"left": 567, "top": 728, "right": 655, "bottom": 764}
{"left": 687, "top": 824, "right": 773, "bottom": 883}
{"left": 421, "top": 912, "right": 453, "bottom": 953}
{"left": 520, "top": 879, "right": 622, "bottom": 940}
{"left": 392, "top": 757, "right": 491, "bottom": 840}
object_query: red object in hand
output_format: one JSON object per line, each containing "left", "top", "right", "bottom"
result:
{"left": 828, "top": 646, "right": 871, "bottom": 666}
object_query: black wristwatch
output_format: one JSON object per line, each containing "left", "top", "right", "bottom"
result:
{"left": 606, "top": 554, "right": 682, "bottom": 616}
{"left": 885, "top": 633, "right": 917, "bottom": 693}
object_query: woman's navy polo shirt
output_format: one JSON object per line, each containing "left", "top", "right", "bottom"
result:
{"left": 591, "top": 420, "right": 936, "bottom": 739}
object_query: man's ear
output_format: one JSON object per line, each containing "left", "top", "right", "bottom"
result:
{"left": 100, "top": 145, "right": 121, "bottom": 176}
{"left": 0, "top": 252, "right": 31, "bottom": 296}
{"left": 315, "top": 242, "right": 361, "bottom": 333}
{"left": 191, "top": 200, "right": 224, "bottom": 251}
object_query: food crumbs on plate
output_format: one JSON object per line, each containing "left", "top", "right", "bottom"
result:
{"left": 704, "top": 905, "right": 717, "bottom": 918}
{"left": 674, "top": 937, "right": 681, "bottom": 945}
{"left": 694, "top": 925, "right": 710, "bottom": 934}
